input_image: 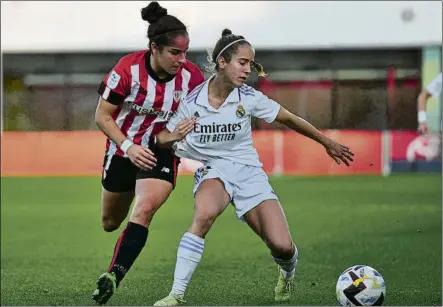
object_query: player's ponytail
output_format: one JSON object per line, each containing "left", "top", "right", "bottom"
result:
{"left": 140, "top": 2, "right": 188, "bottom": 51}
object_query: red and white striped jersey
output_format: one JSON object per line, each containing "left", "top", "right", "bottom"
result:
{"left": 97, "top": 50, "right": 205, "bottom": 157}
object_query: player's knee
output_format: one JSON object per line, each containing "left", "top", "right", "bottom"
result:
{"left": 102, "top": 217, "right": 121, "bottom": 232}
{"left": 191, "top": 211, "right": 217, "bottom": 237}
{"left": 131, "top": 200, "right": 159, "bottom": 225}
{"left": 268, "top": 239, "right": 295, "bottom": 258}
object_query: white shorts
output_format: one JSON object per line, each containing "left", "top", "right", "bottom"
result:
{"left": 193, "top": 161, "right": 279, "bottom": 221}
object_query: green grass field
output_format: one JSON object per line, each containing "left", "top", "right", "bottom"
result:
{"left": 1, "top": 174, "right": 442, "bottom": 306}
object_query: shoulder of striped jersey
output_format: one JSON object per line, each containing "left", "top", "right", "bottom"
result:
{"left": 182, "top": 60, "right": 203, "bottom": 74}
{"left": 114, "top": 50, "right": 146, "bottom": 71}
{"left": 182, "top": 61, "right": 205, "bottom": 87}
{"left": 239, "top": 84, "right": 256, "bottom": 97}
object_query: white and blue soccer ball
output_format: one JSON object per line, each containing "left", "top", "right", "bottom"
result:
{"left": 336, "top": 265, "right": 386, "bottom": 306}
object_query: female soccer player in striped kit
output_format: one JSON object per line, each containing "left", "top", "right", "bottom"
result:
{"left": 92, "top": 2, "right": 204, "bottom": 304}
{"left": 153, "top": 29, "right": 354, "bottom": 305}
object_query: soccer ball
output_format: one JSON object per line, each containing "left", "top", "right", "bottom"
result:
{"left": 336, "top": 265, "right": 386, "bottom": 306}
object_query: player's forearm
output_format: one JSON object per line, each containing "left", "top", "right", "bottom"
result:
{"left": 417, "top": 91, "right": 429, "bottom": 112}
{"left": 95, "top": 113, "right": 127, "bottom": 147}
{"left": 156, "top": 130, "right": 180, "bottom": 148}
{"left": 417, "top": 92, "right": 427, "bottom": 111}
{"left": 279, "top": 113, "right": 329, "bottom": 147}
{"left": 417, "top": 91, "right": 430, "bottom": 125}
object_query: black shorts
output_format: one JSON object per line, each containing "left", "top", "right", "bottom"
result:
{"left": 101, "top": 145, "right": 180, "bottom": 193}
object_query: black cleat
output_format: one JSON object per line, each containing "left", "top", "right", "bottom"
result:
{"left": 92, "top": 272, "right": 117, "bottom": 305}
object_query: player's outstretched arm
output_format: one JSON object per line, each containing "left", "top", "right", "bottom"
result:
{"left": 274, "top": 106, "right": 354, "bottom": 166}
{"left": 156, "top": 117, "right": 196, "bottom": 148}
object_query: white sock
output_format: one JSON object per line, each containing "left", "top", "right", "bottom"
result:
{"left": 272, "top": 244, "right": 298, "bottom": 279}
{"left": 170, "top": 232, "right": 205, "bottom": 297}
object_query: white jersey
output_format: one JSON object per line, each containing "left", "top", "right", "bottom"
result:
{"left": 166, "top": 76, "right": 281, "bottom": 167}
{"left": 426, "top": 73, "right": 442, "bottom": 97}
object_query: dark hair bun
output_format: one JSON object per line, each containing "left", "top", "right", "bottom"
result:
{"left": 141, "top": 2, "right": 168, "bottom": 24}
{"left": 221, "top": 28, "right": 232, "bottom": 36}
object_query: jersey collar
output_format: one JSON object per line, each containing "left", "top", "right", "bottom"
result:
{"left": 195, "top": 75, "right": 241, "bottom": 111}
{"left": 144, "top": 50, "right": 176, "bottom": 83}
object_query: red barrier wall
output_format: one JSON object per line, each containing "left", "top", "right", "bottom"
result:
{"left": 1, "top": 131, "right": 106, "bottom": 176}
{"left": 1, "top": 130, "right": 382, "bottom": 177}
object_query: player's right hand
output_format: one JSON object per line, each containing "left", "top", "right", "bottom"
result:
{"left": 173, "top": 117, "right": 196, "bottom": 141}
{"left": 127, "top": 144, "right": 157, "bottom": 171}
{"left": 418, "top": 123, "right": 428, "bottom": 134}
{"left": 323, "top": 139, "right": 354, "bottom": 166}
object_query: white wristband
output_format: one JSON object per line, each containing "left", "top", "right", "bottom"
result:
{"left": 120, "top": 139, "right": 133, "bottom": 154}
{"left": 418, "top": 111, "right": 427, "bottom": 124}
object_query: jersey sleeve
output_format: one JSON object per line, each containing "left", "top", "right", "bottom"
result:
{"left": 97, "top": 59, "right": 130, "bottom": 105}
{"left": 426, "top": 73, "right": 442, "bottom": 97}
{"left": 166, "top": 99, "right": 193, "bottom": 132}
{"left": 251, "top": 90, "right": 281, "bottom": 123}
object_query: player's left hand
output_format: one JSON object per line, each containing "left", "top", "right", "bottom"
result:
{"left": 173, "top": 117, "right": 196, "bottom": 141}
{"left": 323, "top": 139, "right": 354, "bottom": 166}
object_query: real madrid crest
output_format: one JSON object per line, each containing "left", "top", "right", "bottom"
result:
{"left": 236, "top": 105, "right": 246, "bottom": 118}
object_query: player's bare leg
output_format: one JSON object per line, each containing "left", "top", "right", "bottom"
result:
{"left": 154, "top": 179, "right": 230, "bottom": 306}
{"left": 101, "top": 188, "right": 134, "bottom": 232}
{"left": 130, "top": 178, "right": 173, "bottom": 226}
{"left": 93, "top": 179, "right": 173, "bottom": 305}
{"left": 243, "top": 200, "right": 298, "bottom": 302}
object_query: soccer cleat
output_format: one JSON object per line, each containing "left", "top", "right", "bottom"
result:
{"left": 153, "top": 293, "right": 186, "bottom": 306}
{"left": 92, "top": 272, "right": 117, "bottom": 305}
{"left": 274, "top": 266, "right": 295, "bottom": 302}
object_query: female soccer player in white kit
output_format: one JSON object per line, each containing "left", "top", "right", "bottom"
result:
{"left": 417, "top": 73, "right": 442, "bottom": 134}
{"left": 154, "top": 29, "right": 355, "bottom": 306}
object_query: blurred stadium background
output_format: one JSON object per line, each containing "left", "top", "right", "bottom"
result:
{"left": 1, "top": 1, "right": 442, "bottom": 306}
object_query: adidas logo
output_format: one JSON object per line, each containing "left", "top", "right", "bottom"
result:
{"left": 161, "top": 167, "right": 170, "bottom": 173}
{"left": 194, "top": 111, "right": 200, "bottom": 118}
